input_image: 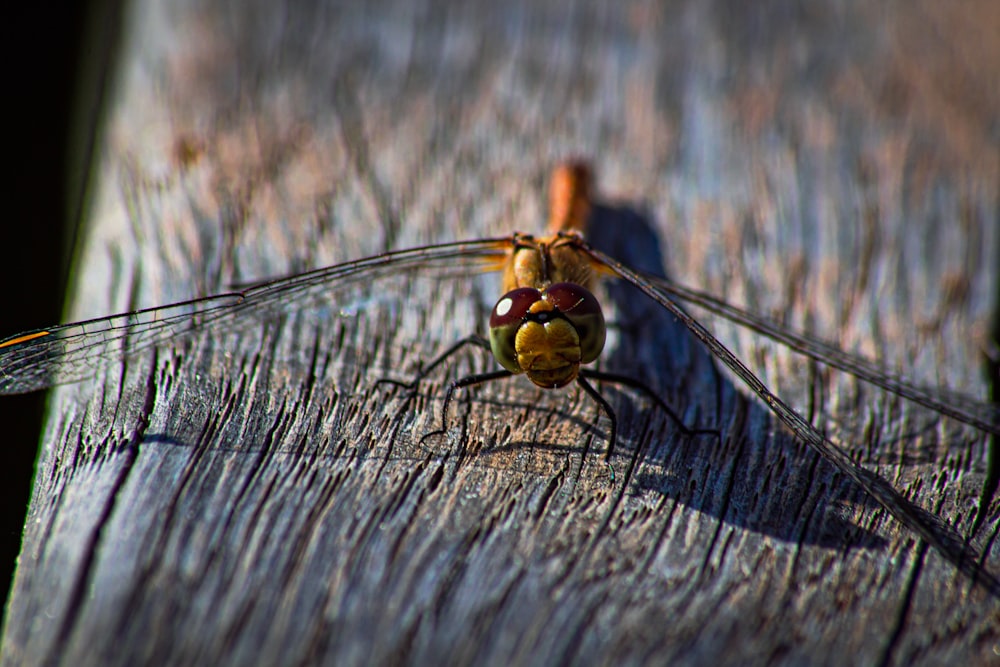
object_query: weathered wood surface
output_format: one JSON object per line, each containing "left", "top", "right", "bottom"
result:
{"left": 4, "top": 1, "right": 1000, "bottom": 665}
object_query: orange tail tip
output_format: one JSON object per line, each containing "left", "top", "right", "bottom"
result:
{"left": 548, "top": 160, "right": 594, "bottom": 234}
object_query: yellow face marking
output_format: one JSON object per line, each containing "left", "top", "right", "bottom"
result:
{"left": 513, "top": 300, "right": 583, "bottom": 388}
{"left": 0, "top": 331, "right": 50, "bottom": 348}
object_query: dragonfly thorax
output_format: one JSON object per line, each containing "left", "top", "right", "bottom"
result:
{"left": 502, "top": 233, "right": 598, "bottom": 293}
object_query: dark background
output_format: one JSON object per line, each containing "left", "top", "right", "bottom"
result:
{"left": 1, "top": 1, "right": 124, "bottom": 621}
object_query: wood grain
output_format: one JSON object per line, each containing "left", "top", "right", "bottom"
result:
{"left": 4, "top": 1, "right": 1000, "bottom": 665}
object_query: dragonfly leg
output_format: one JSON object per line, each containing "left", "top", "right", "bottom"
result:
{"left": 420, "top": 369, "right": 513, "bottom": 446}
{"left": 580, "top": 369, "right": 722, "bottom": 448}
{"left": 374, "top": 335, "right": 497, "bottom": 451}
{"left": 575, "top": 374, "right": 618, "bottom": 483}
{"left": 374, "top": 334, "right": 492, "bottom": 392}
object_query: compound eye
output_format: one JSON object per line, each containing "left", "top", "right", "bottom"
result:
{"left": 489, "top": 288, "right": 542, "bottom": 373}
{"left": 490, "top": 288, "right": 540, "bottom": 328}
{"left": 543, "top": 283, "right": 606, "bottom": 363}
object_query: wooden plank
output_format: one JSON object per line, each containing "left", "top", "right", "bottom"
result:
{"left": 4, "top": 1, "right": 1000, "bottom": 665}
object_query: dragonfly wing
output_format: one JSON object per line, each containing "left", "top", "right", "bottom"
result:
{"left": 0, "top": 239, "right": 509, "bottom": 395}
{"left": 585, "top": 243, "right": 1000, "bottom": 597}
{"left": 640, "top": 271, "right": 1000, "bottom": 436}
{"left": 0, "top": 294, "right": 243, "bottom": 393}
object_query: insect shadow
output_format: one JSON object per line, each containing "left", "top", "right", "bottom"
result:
{"left": 585, "top": 200, "right": 887, "bottom": 551}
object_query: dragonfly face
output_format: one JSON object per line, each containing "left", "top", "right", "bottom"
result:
{"left": 488, "top": 281, "right": 606, "bottom": 388}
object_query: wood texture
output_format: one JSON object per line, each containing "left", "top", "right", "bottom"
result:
{"left": 4, "top": 1, "right": 1000, "bottom": 665}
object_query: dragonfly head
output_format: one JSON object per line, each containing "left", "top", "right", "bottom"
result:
{"left": 489, "top": 282, "right": 606, "bottom": 389}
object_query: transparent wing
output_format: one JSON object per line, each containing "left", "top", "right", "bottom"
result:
{"left": 585, "top": 243, "right": 1000, "bottom": 597}
{"left": 639, "top": 271, "right": 1000, "bottom": 437}
{"left": 0, "top": 237, "right": 510, "bottom": 394}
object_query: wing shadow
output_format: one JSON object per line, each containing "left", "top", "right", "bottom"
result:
{"left": 587, "top": 200, "right": 888, "bottom": 551}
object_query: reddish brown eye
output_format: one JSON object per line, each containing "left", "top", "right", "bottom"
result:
{"left": 542, "top": 282, "right": 606, "bottom": 363}
{"left": 489, "top": 288, "right": 541, "bottom": 328}
{"left": 543, "top": 283, "right": 600, "bottom": 316}
{"left": 489, "top": 288, "right": 542, "bottom": 373}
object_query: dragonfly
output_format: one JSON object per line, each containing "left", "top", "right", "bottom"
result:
{"left": 2, "top": 162, "right": 999, "bottom": 595}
